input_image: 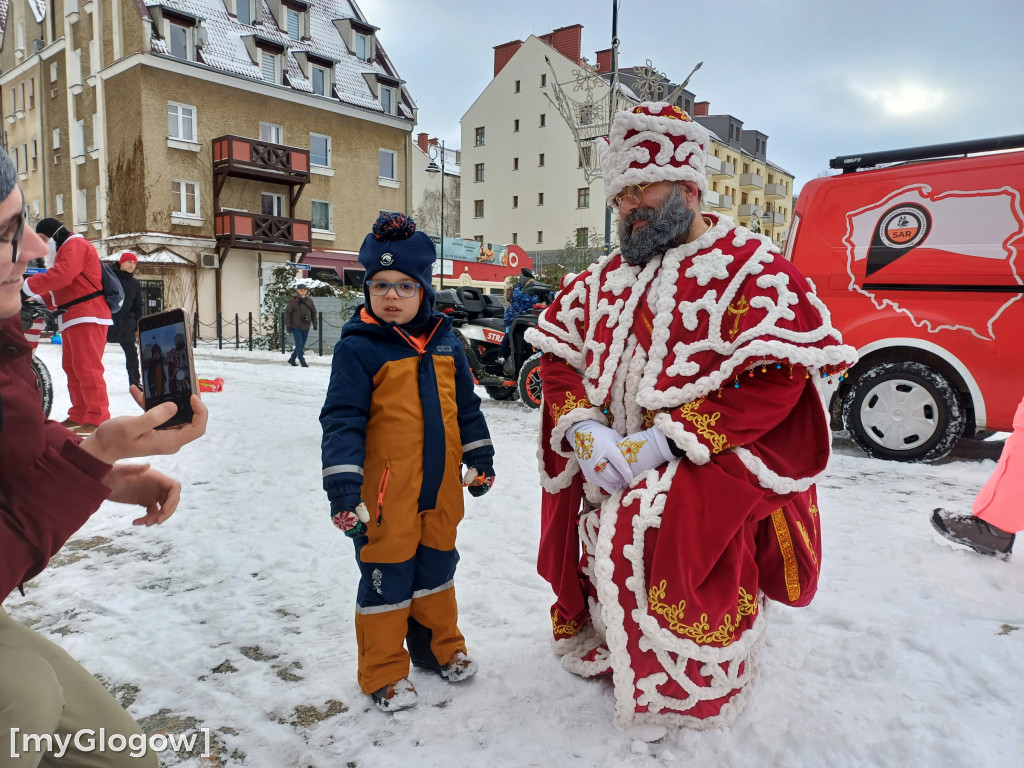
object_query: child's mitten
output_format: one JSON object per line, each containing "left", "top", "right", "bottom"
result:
{"left": 463, "top": 464, "right": 496, "bottom": 497}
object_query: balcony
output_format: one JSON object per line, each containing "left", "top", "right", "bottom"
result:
{"left": 710, "top": 193, "right": 733, "bottom": 210}
{"left": 738, "top": 203, "right": 764, "bottom": 219}
{"left": 765, "top": 211, "right": 786, "bottom": 226}
{"left": 739, "top": 173, "right": 764, "bottom": 191}
{"left": 215, "top": 211, "right": 311, "bottom": 254}
{"left": 213, "top": 135, "right": 310, "bottom": 190}
{"left": 713, "top": 159, "right": 735, "bottom": 179}
{"left": 764, "top": 182, "right": 787, "bottom": 200}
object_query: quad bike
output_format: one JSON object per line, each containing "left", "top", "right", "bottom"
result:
{"left": 436, "top": 284, "right": 551, "bottom": 409}
{"left": 20, "top": 302, "right": 55, "bottom": 417}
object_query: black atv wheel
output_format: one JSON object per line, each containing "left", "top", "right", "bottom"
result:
{"left": 842, "top": 361, "right": 964, "bottom": 463}
{"left": 31, "top": 355, "right": 54, "bottom": 418}
{"left": 485, "top": 384, "right": 519, "bottom": 401}
{"left": 518, "top": 352, "right": 543, "bottom": 409}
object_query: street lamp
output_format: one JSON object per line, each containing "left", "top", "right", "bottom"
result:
{"left": 424, "top": 140, "right": 447, "bottom": 289}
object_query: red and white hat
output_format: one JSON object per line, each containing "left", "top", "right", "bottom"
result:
{"left": 598, "top": 101, "right": 709, "bottom": 203}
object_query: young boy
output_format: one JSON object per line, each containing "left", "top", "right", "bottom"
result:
{"left": 321, "top": 213, "right": 496, "bottom": 712}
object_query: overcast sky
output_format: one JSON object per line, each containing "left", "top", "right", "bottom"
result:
{"left": 358, "top": 0, "right": 1023, "bottom": 192}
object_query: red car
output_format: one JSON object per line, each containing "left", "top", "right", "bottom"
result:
{"left": 787, "top": 135, "right": 1024, "bottom": 461}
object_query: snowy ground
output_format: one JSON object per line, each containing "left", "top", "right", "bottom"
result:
{"left": 10, "top": 341, "right": 1024, "bottom": 767}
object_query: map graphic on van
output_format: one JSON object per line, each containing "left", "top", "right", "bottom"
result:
{"left": 843, "top": 184, "right": 1024, "bottom": 340}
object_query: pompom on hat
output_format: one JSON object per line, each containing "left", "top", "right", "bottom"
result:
{"left": 598, "top": 101, "right": 709, "bottom": 204}
{"left": 358, "top": 212, "right": 437, "bottom": 326}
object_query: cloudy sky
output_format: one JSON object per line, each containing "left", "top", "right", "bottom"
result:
{"left": 358, "top": 0, "right": 1023, "bottom": 192}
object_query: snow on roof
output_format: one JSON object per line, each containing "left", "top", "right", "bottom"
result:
{"left": 27, "top": 0, "right": 45, "bottom": 23}
{"left": 103, "top": 247, "right": 192, "bottom": 264}
{"left": 142, "top": 0, "right": 411, "bottom": 119}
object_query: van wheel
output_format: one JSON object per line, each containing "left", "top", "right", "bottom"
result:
{"left": 842, "top": 361, "right": 965, "bottom": 462}
{"left": 518, "top": 353, "right": 543, "bottom": 409}
{"left": 485, "top": 385, "right": 519, "bottom": 402}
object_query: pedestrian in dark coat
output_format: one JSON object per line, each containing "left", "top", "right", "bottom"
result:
{"left": 284, "top": 284, "right": 317, "bottom": 367}
{"left": 107, "top": 251, "right": 144, "bottom": 387}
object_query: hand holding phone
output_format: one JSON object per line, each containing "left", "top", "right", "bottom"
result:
{"left": 138, "top": 308, "right": 199, "bottom": 428}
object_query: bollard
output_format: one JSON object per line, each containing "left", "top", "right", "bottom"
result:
{"left": 235, "top": 313, "right": 240, "bottom": 349}
{"left": 280, "top": 312, "right": 286, "bottom": 353}
{"left": 318, "top": 312, "right": 323, "bottom": 356}
{"left": 193, "top": 312, "right": 199, "bottom": 347}
{"left": 248, "top": 312, "right": 253, "bottom": 352}
{"left": 217, "top": 313, "right": 223, "bottom": 350}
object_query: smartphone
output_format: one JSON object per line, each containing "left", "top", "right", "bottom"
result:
{"left": 137, "top": 308, "right": 198, "bottom": 428}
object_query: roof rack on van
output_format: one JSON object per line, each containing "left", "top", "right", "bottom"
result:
{"left": 829, "top": 134, "right": 1024, "bottom": 173}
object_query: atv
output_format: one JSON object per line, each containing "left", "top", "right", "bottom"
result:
{"left": 435, "top": 284, "right": 551, "bottom": 408}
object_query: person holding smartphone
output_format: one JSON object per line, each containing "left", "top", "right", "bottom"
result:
{"left": 0, "top": 144, "right": 209, "bottom": 768}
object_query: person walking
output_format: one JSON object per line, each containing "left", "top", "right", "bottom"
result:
{"left": 23, "top": 218, "right": 111, "bottom": 434}
{"left": 284, "top": 283, "right": 317, "bottom": 367}
{"left": 107, "top": 251, "right": 144, "bottom": 389}
{"left": 931, "top": 390, "right": 1024, "bottom": 560}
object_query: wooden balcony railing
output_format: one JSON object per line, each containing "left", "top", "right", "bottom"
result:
{"left": 213, "top": 135, "right": 311, "bottom": 186}
{"left": 215, "top": 211, "right": 311, "bottom": 254}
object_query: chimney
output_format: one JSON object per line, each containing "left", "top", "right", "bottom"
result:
{"left": 493, "top": 39, "right": 523, "bottom": 77}
{"left": 694, "top": 101, "right": 710, "bottom": 116}
{"left": 416, "top": 133, "right": 429, "bottom": 153}
{"left": 549, "top": 24, "right": 582, "bottom": 63}
{"left": 595, "top": 48, "right": 612, "bottom": 73}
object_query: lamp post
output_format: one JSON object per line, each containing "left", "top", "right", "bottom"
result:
{"left": 424, "top": 140, "right": 446, "bottom": 289}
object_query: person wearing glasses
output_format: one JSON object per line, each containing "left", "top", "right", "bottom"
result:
{"left": 525, "top": 102, "right": 857, "bottom": 728}
{"left": 22, "top": 217, "right": 111, "bottom": 435}
{"left": 0, "top": 151, "right": 209, "bottom": 765}
{"left": 320, "top": 212, "right": 495, "bottom": 713}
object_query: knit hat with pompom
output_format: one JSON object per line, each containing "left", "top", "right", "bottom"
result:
{"left": 357, "top": 212, "right": 437, "bottom": 328}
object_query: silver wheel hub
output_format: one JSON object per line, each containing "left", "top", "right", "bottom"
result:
{"left": 859, "top": 378, "right": 938, "bottom": 451}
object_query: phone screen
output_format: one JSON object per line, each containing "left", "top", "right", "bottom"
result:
{"left": 138, "top": 309, "right": 196, "bottom": 428}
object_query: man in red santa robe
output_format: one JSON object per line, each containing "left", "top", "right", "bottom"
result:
{"left": 526, "top": 102, "right": 858, "bottom": 729}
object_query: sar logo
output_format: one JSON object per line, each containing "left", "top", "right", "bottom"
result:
{"left": 878, "top": 204, "right": 930, "bottom": 250}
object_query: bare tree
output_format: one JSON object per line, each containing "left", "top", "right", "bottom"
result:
{"left": 414, "top": 184, "right": 460, "bottom": 238}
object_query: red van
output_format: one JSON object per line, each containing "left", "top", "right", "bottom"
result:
{"left": 787, "top": 135, "right": 1024, "bottom": 461}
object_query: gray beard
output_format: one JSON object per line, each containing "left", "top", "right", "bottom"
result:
{"left": 618, "top": 186, "right": 695, "bottom": 266}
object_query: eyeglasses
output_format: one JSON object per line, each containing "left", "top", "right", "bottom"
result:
{"left": 610, "top": 182, "right": 654, "bottom": 210}
{"left": 367, "top": 279, "right": 421, "bottom": 298}
{"left": 0, "top": 203, "right": 27, "bottom": 264}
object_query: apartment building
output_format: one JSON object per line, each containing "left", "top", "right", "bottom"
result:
{"left": 0, "top": 0, "right": 416, "bottom": 323}
{"left": 461, "top": 24, "right": 795, "bottom": 268}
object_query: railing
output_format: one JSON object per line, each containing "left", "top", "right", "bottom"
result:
{"left": 215, "top": 211, "right": 311, "bottom": 252}
{"left": 212, "top": 135, "right": 310, "bottom": 184}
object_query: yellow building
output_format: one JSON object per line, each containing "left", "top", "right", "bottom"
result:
{"left": 0, "top": 0, "right": 416, "bottom": 324}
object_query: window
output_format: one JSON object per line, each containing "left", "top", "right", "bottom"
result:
{"left": 537, "top": 192, "right": 544, "bottom": 206}
{"left": 172, "top": 180, "right": 199, "bottom": 216}
{"left": 55, "top": 193, "right": 63, "bottom": 215}
{"left": 168, "top": 102, "right": 196, "bottom": 142}
{"left": 28, "top": 79, "right": 34, "bottom": 110}
{"left": 168, "top": 20, "right": 193, "bottom": 61}
{"left": 310, "top": 133, "right": 331, "bottom": 167}
{"left": 539, "top": 113, "right": 546, "bottom": 127}
{"left": 73, "top": 120, "right": 85, "bottom": 157}
{"left": 50, "top": 62, "right": 58, "bottom": 82}
{"left": 474, "top": 200, "right": 484, "bottom": 218}
{"left": 578, "top": 188, "right": 590, "bottom": 208}
{"left": 511, "top": 232, "right": 517, "bottom": 244}
{"left": 743, "top": 163, "right": 749, "bottom": 174}
{"left": 262, "top": 192, "right": 284, "bottom": 217}
{"left": 52, "top": 128, "right": 60, "bottom": 149}
{"left": 540, "top": 73, "right": 546, "bottom": 87}
{"left": 30, "top": 140, "right": 37, "bottom": 171}
{"left": 237, "top": 0, "right": 254, "bottom": 25}
{"left": 311, "top": 200, "right": 332, "bottom": 231}
{"left": 354, "top": 33, "right": 368, "bottom": 61}
{"left": 378, "top": 149, "right": 397, "bottom": 180}
{"left": 76, "top": 189, "right": 88, "bottom": 224}
{"left": 474, "top": 127, "right": 485, "bottom": 147}
{"left": 261, "top": 50, "right": 278, "bottom": 83}
{"left": 286, "top": 8, "right": 301, "bottom": 40}
{"left": 512, "top": 195, "right": 518, "bottom": 208}
{"left": 578, "top": 145, "right": 592, "bottom": 168}
{"left": 513, "top": 157, "right": 519, "bottom": 171}
{"left": 538, "top": 153, "right": 544, "bottom": 167}
{"left": 474, "top": 235, "right": 483, "bottom": 243}
{"left": 259, "top": 122, "right": 283, "bottom": 144}
{"left": 380, "top": 85, "right": 395, "bottom": 115}
{"left": 537, "top": 230, "right": 543, "bottom": 243}
{"left": 311, "top": 64, "right": 329, "bottom": 96}
{"left": 513, "top": 119, "right": 519, "bottom": 132}
{"left": 741, "top": 192, "right": 748, "bottom": 205}
{"left": 474, "top": 163, "right": 485, "bottom": 182}
{"left": 514, "top": 80, "right": 520, "bottom": 93}
{"left": 576, "top": 228, "right": 590, "bottom": 247}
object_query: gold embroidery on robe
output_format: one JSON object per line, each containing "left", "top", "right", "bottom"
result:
{"left": 771, "top": 508, "right": 802, "bottom": 602}
{"left": 796, "top": 521, "right": 819, "bottom": 567}
{"left": 648, "top": 581, "right": 758, "bottom": 646}
{"left": 642, "top": 410, "right": 657, "bottom": 428}
{"left": 552, "top": 609, "right": 580, "bottom": 637}
{"left": 617, "top": 438, "right": 647, "bottom": 464}
{"left": 551, "top": 392, "right": 593, "bottom": 421}
{"left": 677, "top": 399, "right": 729, "bottom": 453}
{"left": 726, "top": 295, "right": 750, "bottom": 338}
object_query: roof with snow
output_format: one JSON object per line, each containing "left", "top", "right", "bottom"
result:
{"left": 141, "top": 0, "right": 414, "bottom": 120}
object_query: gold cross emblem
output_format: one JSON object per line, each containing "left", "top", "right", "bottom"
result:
{"left": 726, "top": 295, "right": 749, "bottom": 339}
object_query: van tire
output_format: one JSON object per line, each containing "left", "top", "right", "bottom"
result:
{"left": 485, "top": 385, "right": 519, "bottom": 402}
{"left": 842, "top": 361, "right": 965, "bottom": 463}
{"left": 518, "top": 353, "right": 543, "bottom": 409}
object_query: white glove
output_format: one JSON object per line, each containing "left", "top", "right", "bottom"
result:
{"left": 618, "top": 427, "right": 676, "bottom": 478}
{"left": 566, "top": 420, "right": 632, "bottom": 493}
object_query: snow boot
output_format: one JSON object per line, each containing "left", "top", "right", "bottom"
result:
{"left": 406, "top": 618, "right": 478, "bottom": 682}
{"left": 288, "top": 356, "right": 298, "bottom": 367}
{"left": 300, "top": 359, "right": 309, "bottom": 367}
{"left": 370, "top": 678, "right": 417, "bottom": 712}
{"left": 931, "top": 508, "right": 1015, "bottom": 560}
{"left": 438, "top": 650, "right": 478, "bottom": 683}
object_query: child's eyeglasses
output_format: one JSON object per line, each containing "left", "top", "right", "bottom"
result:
{"left": 0, "top": 203, "right": 27, "bottom": 264}
{"left": 367, "top": 280, "right": 421, "bottom": 298}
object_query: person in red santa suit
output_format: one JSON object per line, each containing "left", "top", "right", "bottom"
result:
{"left": 23, "top": 218, "right": 111, "bottom": 434}
{"left": 525, "top": 102, "right": 858, "bottom": 729}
